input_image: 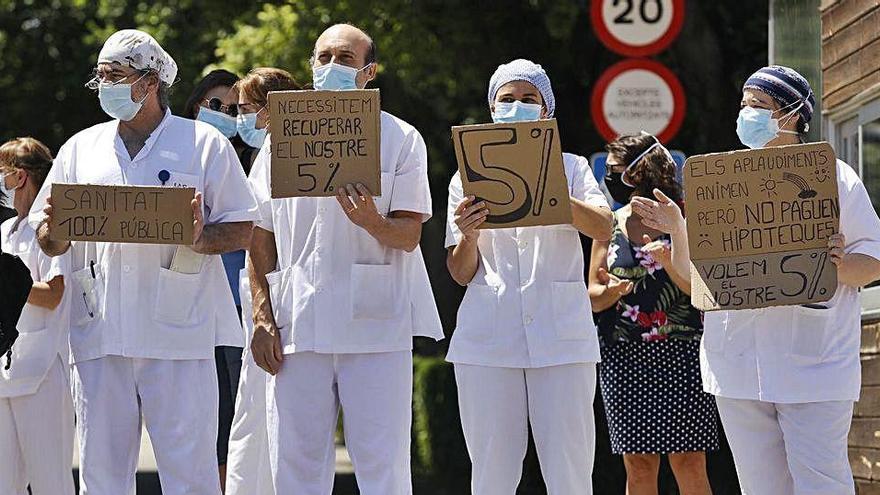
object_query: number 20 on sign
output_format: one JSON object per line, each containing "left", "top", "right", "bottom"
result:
{"left": 451, "top": 119, "right": 573, "bottom": 229}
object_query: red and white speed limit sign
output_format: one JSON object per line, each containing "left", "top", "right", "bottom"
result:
{"left": 590, "top": 0, "right": 685, "bottom": 57}
{"left": 590, "top": 59, "right": 686, "bottom": 143}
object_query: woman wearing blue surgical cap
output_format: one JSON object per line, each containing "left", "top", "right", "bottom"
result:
{"left": 637, "top": 65, "right": 880, "bottom": 495}
{"left": 445, "top": 59, "right": 613, "bottom": 494}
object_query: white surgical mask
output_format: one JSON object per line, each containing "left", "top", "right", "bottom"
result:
{"left": 1, "top": 172, "right": 21, "bottom": 210}
{"left": 98, "top": 73, "right": 148, "bottom": 121}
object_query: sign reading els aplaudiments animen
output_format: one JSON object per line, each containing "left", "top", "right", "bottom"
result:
{"left": 684, "top": 142, "right": 839, "bottom": 310}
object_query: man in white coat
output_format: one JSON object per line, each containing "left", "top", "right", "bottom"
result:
{"left": 635, "top": 65, "right": 880, "bottom": 495}
{"left": 248, "top": 23, "right": 443, "bottom": 495}
{"left": 31, "top": 29, "right": 258, "bottom": 495}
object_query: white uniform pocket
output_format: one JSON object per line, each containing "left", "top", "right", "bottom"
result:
{"left": 457, "top": 284, "right": 498, "bottom": 343}
{"left": 790, "top": 305, "right": 833, "bottom": 363}
{"left": 154, "top": 268, "right": 201, "bottom": 326}
{"left": 551, "top": 281, "right": 591, "bottom": 340}
{"left": 350, "top": 263, "right": 395, "bottom": 320}
{"left": 266, "top": 266, "right": 293, "bottom": 330}
{"left": 71, "top": 265, "right": 105, "bottom": 327}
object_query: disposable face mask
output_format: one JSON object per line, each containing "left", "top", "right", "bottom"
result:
{"left": 197, "top": 107, "right": 237, "bottom": 138}
{"left": 237, "top": 111, "right": 267, "bottom": 149}
{"left": 312, "top": 62, "right": 370, "bottom": 91}
{"left": 491, "top": 101, "right": 543, "bottom": 123}
{"left": 604, "top": 172, "right": 635, "bottom": 205}
{"left": 736, "top": 102, "right": 802, "bottom": 149}
{"left": 0, "top": 172, "right": 20, "bottom": 209}
{"left": 98, "top": 73, "right": 148, "bottom": 121}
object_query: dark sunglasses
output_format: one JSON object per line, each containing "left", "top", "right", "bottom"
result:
{"left": 203, "top": 97, "right": 238, "bottom": 117}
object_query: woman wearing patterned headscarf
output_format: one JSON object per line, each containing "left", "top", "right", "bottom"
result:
{"left": 636, "top": 65, "right": 880, "bottom": 495}
{"left": 445, "top": 59, "right": 613, "bottom": 494}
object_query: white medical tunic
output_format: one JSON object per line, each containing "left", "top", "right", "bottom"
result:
{"left": 445, "top": 153, "right": 609, "bottom": 368}
{"left": 249, "top": 111, "right": 443, "bottom": 355}
{"left": 701, "top": 160, "right": 880, "bottom": 403}
{"left": 28, "top": 110, "right": 259, "bottom": 364}
{"left": 0, "top": 218, "right": 70, "bottom": 397}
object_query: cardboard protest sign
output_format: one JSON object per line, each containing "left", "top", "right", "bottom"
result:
{"left": 451, "top": 119, "right": 572, "bottom": 229}
{"left": 269, "top": 89, "right": 381, "bottom": 198}
{"left": 684, "top": 142, "right": 839, "bottom": 310}
{"left": 50, "top": 184, "right": 195, "bottom": 245}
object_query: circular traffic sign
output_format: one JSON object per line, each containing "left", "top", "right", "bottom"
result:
{"left": 590, "top": 0, "right": 685, "bottom": 57}
{"left": 590, "top": 58, "right": 686, "bottom": 143}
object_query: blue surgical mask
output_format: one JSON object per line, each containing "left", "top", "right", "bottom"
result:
{"left": 197, "top": 107, "right": 237, "bottom": 138}
{"left": 312, "top": 62, "right": 370, "bottom": 91}
{"left": 492, "top": 101, "right": 543, "bottom": 123}
{"left": 237, "top": 111, "right": 267, "bottom": 149}
{"left": 736, "top": 103, "right": 802, "bottom": 149}
{"left": 98, "top": 73, "right": 148, "bottom": 121}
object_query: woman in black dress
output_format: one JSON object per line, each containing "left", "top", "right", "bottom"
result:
{"left": 588, "top": 133, "right": 718, "bottom": 495}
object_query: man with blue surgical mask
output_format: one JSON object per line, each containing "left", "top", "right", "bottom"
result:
{"left": 247, "top": 23, "right": 442, "bottom": 494}
{"left": 446, "top": 59, "right": 612, "bottom": 494}
{"left": 29, "top": 29, "right": 259, "bottom": 495}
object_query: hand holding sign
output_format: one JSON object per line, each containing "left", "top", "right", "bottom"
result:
{"left": 454, "top": 196, "right": 489, "bottom": 242}
{"left": 828, "top": 233, "right": 846, "bottom": 266}
{"left": 191, "top": 192, "right": 205, "bottom": 249}
{"left": 336, "top": 183, "right": 382, "bottom": 230}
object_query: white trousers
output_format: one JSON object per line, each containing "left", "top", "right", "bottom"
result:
{"left": 0, "top": 356, "right": 75, "bottom": 494}
{"left": 267, "top": 351, "right": 413, "bottom": 495}
{"left": 225, "top": 347, "right": 273, "bottom": 495}
{"left": 454, "top": 362, "right": 597, "bottom": 495}
{"left": 72, "top": 356, "right": 220, "bottom": 495}
{"left": 715, "top": 396, "right": 854, "bottom": 495}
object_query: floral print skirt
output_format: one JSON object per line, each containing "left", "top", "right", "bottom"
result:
{"left": 598, "top": 339, "right": 719, "bottom": 454}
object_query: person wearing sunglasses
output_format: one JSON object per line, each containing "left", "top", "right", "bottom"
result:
{"left": 589, "top": 133, "right": 716, "bottom": 495}
{"left": 636, "top": 66, "right": 880, "bottom": 495}
{"left": 0, "top": 137, "right": 73, "bottom": 494}
{"left": 181, "top": 68, "right": 265, "bottom": 492}
{"left": 30, "top": 29, "right": 259, "bottom": 495}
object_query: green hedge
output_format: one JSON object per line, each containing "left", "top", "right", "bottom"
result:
{"left": 411, "top": 356, "right": 740, "bottom": 494}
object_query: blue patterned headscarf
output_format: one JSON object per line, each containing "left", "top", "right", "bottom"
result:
{"left": 487, "top": 59, "right": 556, "bottom": 118}
{"left": 743, "top": 65, "right": 814, "bottom": 125}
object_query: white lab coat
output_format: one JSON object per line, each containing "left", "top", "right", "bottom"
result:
{"left": 445, "top": 153, "right": 609, "bottom": 368}
{"left": 248, "top": 112, "right": 443, "bottom": 354}
{"left": 701, "top": 160, "right": 880, "bottom": 403}
{"left": 0, "top": 217, "right": 74, "bottom": 494}
{"left": 28, "top": 109, "right": 259, "bottom": 363}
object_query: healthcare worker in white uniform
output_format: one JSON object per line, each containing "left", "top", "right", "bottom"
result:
{"left": 248, "top": 23, "right": 443, "bottom": 495}
{"left": 30, "top": 29, "right": 259, "bottom": 495}
{"left": 634, "top": 65, "right": 880, "bottom": 495}
{"left": 0, "top": 137, "right": 74, "bottom": 494}
{"left": 225, "top": 67, "right": 298, "bottom": 495}
{"left": 445, "top": 59, "right": 613, "bottom": 495}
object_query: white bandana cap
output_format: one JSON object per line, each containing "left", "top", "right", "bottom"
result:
{"left": 487, "top": 59, "right": 556, "bottom": 117}
{"left": 98, "top": 29, "right": 178, "bottom": 86}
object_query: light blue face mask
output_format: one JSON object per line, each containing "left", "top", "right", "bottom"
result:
{"left": 98, "top": 73, "right": 148, "bottom": 121}
{"left": 491, "top": 101, "right": 543, "bottom": 123}
{"left": 197, "top": 107, "right": 237, "bottom": 138}
{"left": 312, "top": 62, "right": 370, "bottom": 91}
{"left": 736, "top": 103, "right": 802, "bottom": 149}
{"left": 237, "top": 110, "right": 267, "bottom": 149}
{"left": 0, "top": 172, "right": 19, "bottom": 209}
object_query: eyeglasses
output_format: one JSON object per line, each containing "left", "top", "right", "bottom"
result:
{"left": 84, "top": 69, "right": 149, "bottom": 91}
{"left": 203, "top": 97, "right": 238, "bottom": 117}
